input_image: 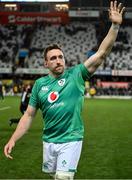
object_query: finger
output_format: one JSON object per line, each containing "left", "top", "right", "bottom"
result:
{"left": 8, "top": 147, "right": 12, "bottom": 154}
{"left": 108, "top": 9, "right": 111, "bottom": 18}
{"left": 117, "top": 3, "right": 122, "bottom": 12}
{"left": 110, "top": 1, "right": 114, "bottom": 11}
{"left": 7, "top": 154, "right": 13, "bottom": 159}
{"left": 4, "top": 146, "right": 9, "bottom": 157}
{"left": 114, "top": 1, "right": 117, "bottom": 11}
{"left": 4, "top": 145, "right": 13, "bottom": 158}
{"left": 120, "top": 7, "right": 125, "bottom": 15}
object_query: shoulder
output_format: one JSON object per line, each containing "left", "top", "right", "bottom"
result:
{"left": 67, "top": 64, "right": 81, "bottom": 73}
{"left": 67, "top": 64, "right": 91, "bottom": 80}
{"left": 67, "top": 64, "right": 88, "bottom": 73}
{"left": 32, "top": 75, "right": 49, "bottom": 91}
{"left": 36, "top": 75, "right": 49, "bottom": 83}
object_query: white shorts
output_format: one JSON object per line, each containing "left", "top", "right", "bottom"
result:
{"left": 42, "top": 141, "right": 82, "bottom": 173}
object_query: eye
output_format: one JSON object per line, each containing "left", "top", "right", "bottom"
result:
{"left": 50, "top": 56, "right": 57, "bottom": 61}
{"left": 58, "top": 55, "right": 64, "bottom": 59}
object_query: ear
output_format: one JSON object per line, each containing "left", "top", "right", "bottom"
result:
{"left": 44, "top": 61, "right": 48, "bottom": 68}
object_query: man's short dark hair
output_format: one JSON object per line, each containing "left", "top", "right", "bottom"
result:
{"left": 44, "top": 44, "right": 63, "bottom": 61}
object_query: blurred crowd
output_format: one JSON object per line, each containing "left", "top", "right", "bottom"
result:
{"left": 0, "top": 21, "right": 132, "bottom": 98}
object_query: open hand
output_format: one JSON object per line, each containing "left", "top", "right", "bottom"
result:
{"left": 109, "top": 1, "right": 125, "bottom": 25}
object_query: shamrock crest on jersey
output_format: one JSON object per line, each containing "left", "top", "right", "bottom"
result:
{"left": 48, "top": 91, "right": 59, "bottom": 103}
{"left": 58, "top": 79, "right": 65, "bottom": 86}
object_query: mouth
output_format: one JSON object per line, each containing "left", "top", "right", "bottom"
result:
{"left": 55, "top": 66, "right": 63, "bottom": 70}
{"left": 54, "top": 66, "right": 64, "bottom": 74}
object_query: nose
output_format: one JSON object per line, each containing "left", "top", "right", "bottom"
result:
{"left": 56, "top": 57, "right": 61, "bottom": 64}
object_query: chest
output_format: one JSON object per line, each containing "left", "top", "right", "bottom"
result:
{"left": 38, "top": 76, "right": 84, "bottom": 107}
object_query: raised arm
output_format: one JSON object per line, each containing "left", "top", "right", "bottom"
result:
{"left": 4, "top": 105, "right": 37, "bottom": 159}
{"left": 84, "top": 1, "right": 125, "bottom": 74}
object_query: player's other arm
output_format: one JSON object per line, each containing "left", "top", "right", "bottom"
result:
{"left": 4, "top": 105, "right": 37, "bottom": 159}
{"left": 84, "top": 1, "right": 125, "bottom": 74}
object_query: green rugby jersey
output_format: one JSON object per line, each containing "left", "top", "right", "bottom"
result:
{"left": 29, "top": 64, "right": 91, "bottom": 143}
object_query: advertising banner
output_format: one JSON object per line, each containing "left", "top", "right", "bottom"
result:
{"left": 97, "top": 81, "right": 129, "bottom": 88}
{"left": 0, "top": 12, "right": 69, "bottom": 24}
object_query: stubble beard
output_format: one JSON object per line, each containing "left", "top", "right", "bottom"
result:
{"left": 50, "top": 65, "right": 64, "bottom": 77}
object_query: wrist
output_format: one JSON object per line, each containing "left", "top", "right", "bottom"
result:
{"left": 111, "top": 23, "right": 120, "bottom": 31}
{"left": 10, "top": 138, "right": 16, "bottom": 144}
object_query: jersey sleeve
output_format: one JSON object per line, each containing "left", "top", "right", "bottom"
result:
{"left": 29, "top": 81, "right": 39, "bottom": 109}
{"left": 79, "top": 63, "right": 92, "bottom": 81}
{"left": 73, "top": 63, "right": 91, "bottom": 82}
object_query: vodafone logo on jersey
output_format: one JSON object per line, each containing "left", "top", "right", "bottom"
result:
{"left": 48, "top": 91, "right": 59, "bottom": 103}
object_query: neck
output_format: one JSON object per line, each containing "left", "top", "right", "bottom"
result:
{"left": 49, "top": 71, "right": 63, "bottom": 78}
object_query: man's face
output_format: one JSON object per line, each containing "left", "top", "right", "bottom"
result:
{"left": 45, "top": 49, "right": 65, "bottom": 77}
